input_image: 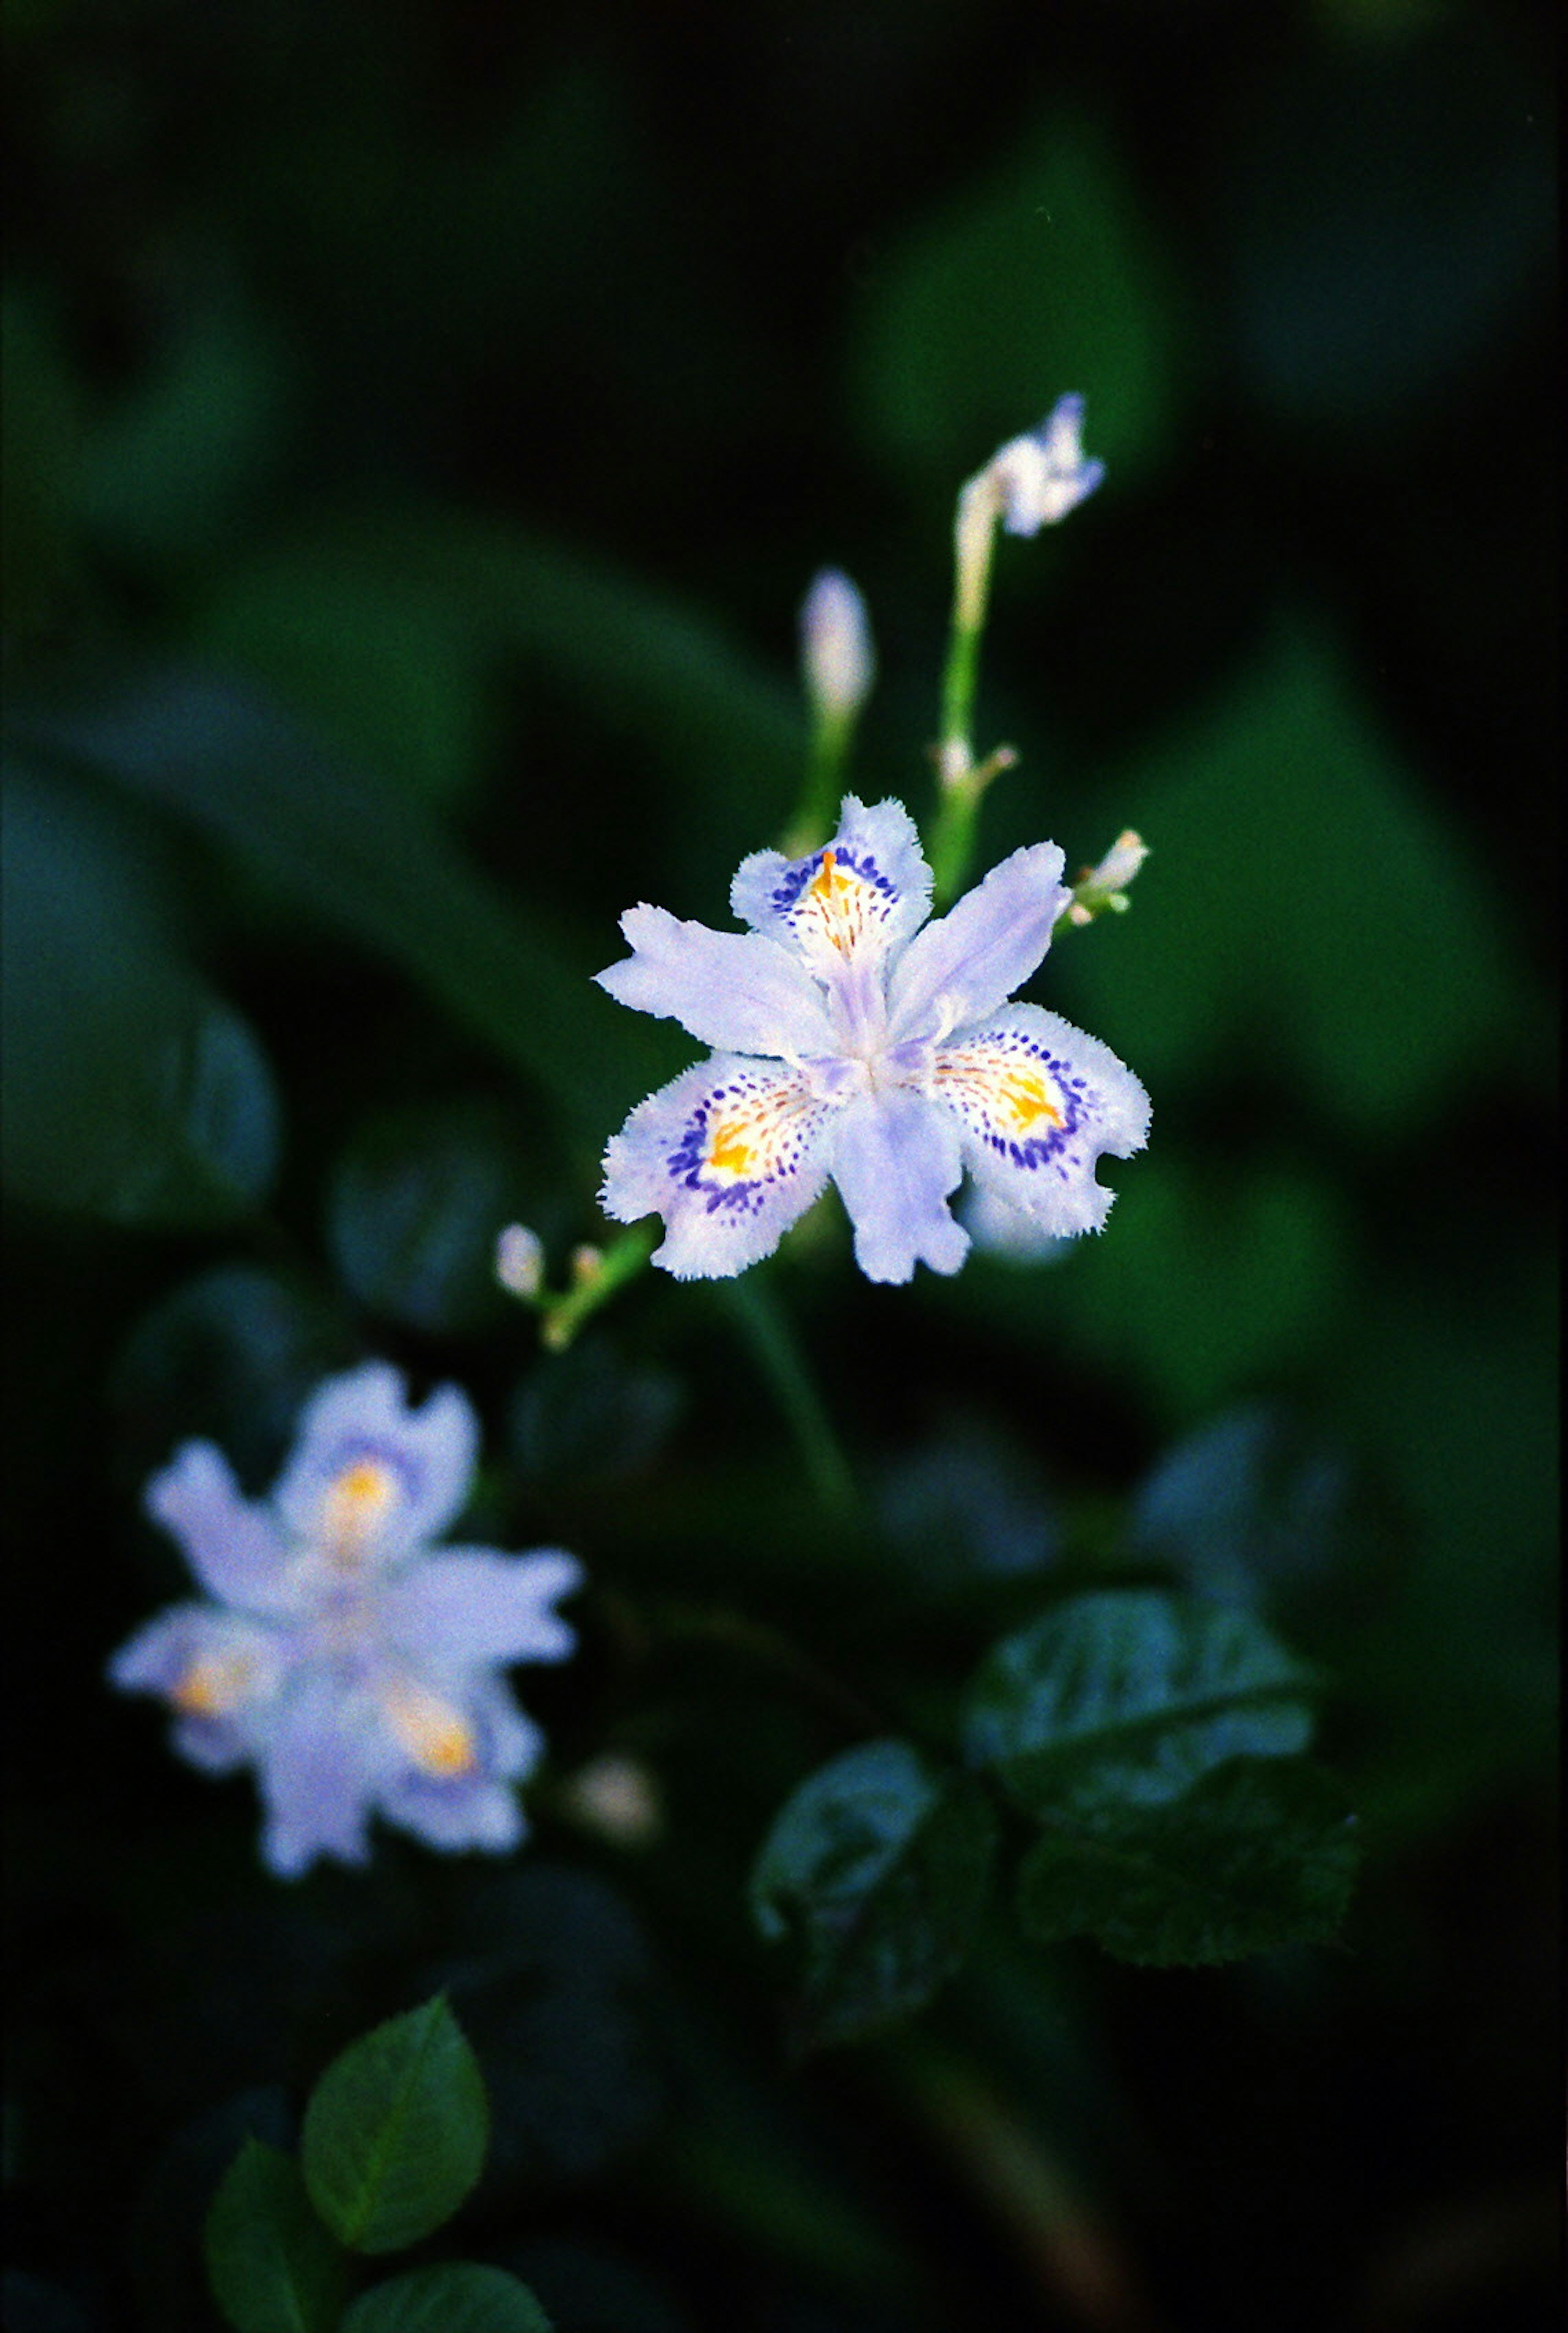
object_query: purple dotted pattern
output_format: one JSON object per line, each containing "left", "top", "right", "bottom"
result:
{"left": 935, "top": 1027, "right": 1094, "bottom": 1186}
{"left": 666, "top": 1072, "right": 822, "bottom": 1219}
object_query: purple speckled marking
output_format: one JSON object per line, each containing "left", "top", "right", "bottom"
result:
{"left": 665, "top": 1075, "right": 818, "bottom": 1221}
{"left": 936, "top": 1029, "right": 1094, "bottom": 1182}
{"left": 771, "top": 845, "right": 896, "bottom": 918}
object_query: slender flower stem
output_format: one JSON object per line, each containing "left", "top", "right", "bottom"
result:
{"left": 718, "top": 1274, "right": 860, "bottom": 1523}
{"left": 785, "top": 711, "right": 855, "bottom": 858}
{"left": 539, "top": 1223, "right": 657, "bottom": 1350}
{"left": 929, "top": 475, "right": 1009, "bottom": 905}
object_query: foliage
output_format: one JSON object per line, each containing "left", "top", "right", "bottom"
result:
{"left": 2, "top": 3, "right": 1554, "bottom": 2330}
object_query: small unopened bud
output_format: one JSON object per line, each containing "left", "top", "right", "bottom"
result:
{"left": 496, "top": 1223, "right": 544, "bottom": 1299}
{"left": 569, "top": 1242, "right": 605, "bottom": 1290}
{"left": 559, "top": 1753, "right": 662, "bottom": 1848}
{"left": 1067, "top": 829, "right": 1148, "bottom": 925}
{"left": 800, "top": 568, "right": 875, "bottom": 725}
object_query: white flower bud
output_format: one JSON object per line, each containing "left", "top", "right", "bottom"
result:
{"left": 495, "top": 1223, "right": 544, "bottom": 1299}
{"left": 559, "top": 1753, "right": 662, "bottom": 1847}
{"left": 800, "top": 568, "right": 875, "bottom": 724}
{"left": 1069, "top": 829, "right": 1148, "bottom": 923}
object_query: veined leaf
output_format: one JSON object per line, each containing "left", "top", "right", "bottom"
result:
{"left": 751, "top": 1738, "right": 996, "bottom": 2052}
{"left": 1016, "top": 1757, "right": 1360, "bottom": 1965}
{"left": 300, "top": 1997, "right": 487, "bottom": 2255}
{"left": 963, "top": 1589, "right": 1317, "bottom": 1818}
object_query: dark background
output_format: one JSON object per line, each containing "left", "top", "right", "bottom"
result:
{"left": 3, "top": 3, "right": 1557, "bottom": 2330}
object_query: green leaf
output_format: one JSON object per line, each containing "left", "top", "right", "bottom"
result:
{"left": 204, "top": 2139, "right": 349, "bottom": 2333}
{"left": 1129, "top": 1404, "right": 1373, "bottom": 1630}
{"left": 196, "top": 542, "right": 495, "bottom": 812}
{"left": 326, "top": 1102, "right": 533, "bottom": 1334}
{"left": 77, "top": 289, "right": 297, "bottom": 570}
{"left": 935, "top": 1151, "right": 1353, "bottom": 1427}
{"left": 1057, "top": 623, "right": 1524, "bottom": 1136}
{"left": 750, "top": 1739, "right": 997, "bottom": 2051}
{"left": 1, "top": 760, "right": 280, "bottom": 1224}
{"left": 1016, "top": 1757, "right": 1360, "bottom": 1965}
{"left": 315, "top": 505, "right": 807, "bottom": 891}
{"left": 10, "top": 671, "right": 676, "bottom": 1140}
{"left": 962, "top": 1590, "right": 1316, "bottom": 1819}
{"left": 341, "top": 2264, "right": 552, "bottom": 2333}
{"left": 852, "top": 111, "right": 1183, "bottom": 493}
{"left": 300, "top": 1997, "right": 488, "bottom": 2255}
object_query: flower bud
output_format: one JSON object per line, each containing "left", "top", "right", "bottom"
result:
{"left": 495, "top": 1223, "right": 544, "bottom": 1299}
{"left": 800, "top": 568, "right": 875, "bottom": 725}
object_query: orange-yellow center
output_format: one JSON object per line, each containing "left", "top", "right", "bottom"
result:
{"left": 381, "top": 1680, "right": 477, "bottom": 1779}
{"left": 1000, "top": 1074, "right": 1062, "bottom": 1132}
{"left": 172, "top": 1651, "right": 255, "bottom": 1717}
{"left": 706, "top": 1119, "right": 755, "bottom": 1177}
{"left": 321, "top": 1459, "right": 398, "bottom": 1556}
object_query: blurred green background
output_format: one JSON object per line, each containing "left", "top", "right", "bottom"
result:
{"left": 2, "top": 2, "right": 1556, "bottom": 2330}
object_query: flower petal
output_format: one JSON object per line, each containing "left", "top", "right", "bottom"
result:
{"left": 145, "top": 1444, "right": 296, "bottom": 1616}
{"left": 255, "top": 1674, "right": 378, "bottom": 1877}
{"left": 272, "top": 1363, "right": 478, "bottom": 1558}
{"left": 378, "top": 1549, "right": 582, "bottom": 1669}
{"left": 108, "top": 1600, "right": 283, "bottom": 1707}
{"left": 379, "top": 1772, "right": 526, "bottom": 1854}
{"left": 731, "top": 796, "right": 931, "bottom": 982}
{"left": 934, "top": 1004, "right": 1150, "bottom": 1235}
{"left": 888, "top": 842, "right": 1069, "bottom": 1041}
{"left": 600, "top": 1054, "right": 835, "bottom": 1279}
{"left": 829, "top": 1088, "right": 969, "bottom": 1283}
{"left": 992, "top": 394, "right": 1105, "bottom": 535}
{"left": 595, "top": 907, "right": 835, "bottom": 1055}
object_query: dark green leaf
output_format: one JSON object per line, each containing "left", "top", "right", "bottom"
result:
{"left": 1016, "top": 1757, "right": 1360, "bottom": 1965}
{"left": 341, "top": 2264, "right": 552, "bottom": 2333}
{"left": 318, "top": 506, "right": 808, "bottom": 891}
{"left": 962, "top": 1589, "right": 1316, "bottom": 1818}
{"left": 876, "top": 1422, "right": 1058, "bottom": 1595}
{"left": 1, "top": 761, "right": 279, "bottom": 1224}
{"left": 204, "top": 2139, "right": 348, "bottom": 2333}
{"left": 1129, "top": 1405, "right": 1372, "bottom": 1627}
{"left": 853, "top": 111, "right": 1182, "bottom": 493}
{"left": 300, "top": 1997, "right": 488, "bottom": 2255}
{"left": 1058, "top": 624, "right": 1523, "bottom": 1137}
{"left": 750, "top": 1739, "right": 997, "bottom": 2051}
{"left": 939, "top": 1154, "right": 1352, "bottom": 1424}
{"left": 327, "top": 1102, "right": 533, "bottom": 1334}
{"left": 196, "top": 542, "right": 494, "bottom": 812}
{"left": 77, "top": 289, "right": 298, "bottom": 569}
{"left": 10, "top": 671, "right": 677, "bottom": 1140}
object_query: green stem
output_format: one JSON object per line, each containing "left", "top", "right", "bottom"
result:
{"left": 785, "top": 711, "right": 855, "bottom": 857}
{"left": 540, "top": 1223, "right": 657, "bottom": 1349}
{"left": 718, "top": 1273, "right": 860, "bottom": 1523}
{"left": 927, "top": 767, "right": 982, "bottom": 907}
{"left": 938, "top": 617, "right": 984, "bottom": 782}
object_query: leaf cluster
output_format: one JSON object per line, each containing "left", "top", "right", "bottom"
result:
{"left": 204, "top": 1997, "right": 549, "bottom": 2333}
